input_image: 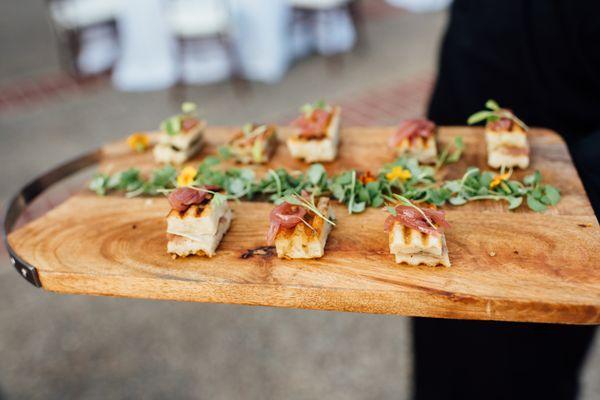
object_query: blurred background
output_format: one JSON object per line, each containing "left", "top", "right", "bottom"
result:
{"left": 0, "top": 0, "right": 599, "bottom": 399}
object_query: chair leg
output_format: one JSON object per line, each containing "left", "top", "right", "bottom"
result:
{"left": 63, "top": 28, "right": 84, "bottom": 80}
{"left": 348, "top": 0, "right": 368, "bottom": 53}
{"left": 321, "top": 9, "right": 345, "bottom": 74}
{"left": 170, "top": 37, "right": 187, "bottom": 103}
{"left": 219, "top": 34, "right": 250, "bottom": 96}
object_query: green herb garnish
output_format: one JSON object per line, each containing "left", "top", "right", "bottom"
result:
{"left": 467, "top": 99, "right": 529, "bottom": 130}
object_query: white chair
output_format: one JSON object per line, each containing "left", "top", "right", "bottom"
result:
{"left": 47, "top": 0, "right": 122, "bottom": 77}
{"left": 165, "top": 0, "right": 240, "bottom": 87}
{"left": 289, "top": 0, "right": 363, "bottom": 60}
{"left": 289, "top": 0, "right": 351, "bottom": 9}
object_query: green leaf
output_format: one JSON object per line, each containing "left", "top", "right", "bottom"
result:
{"left": 358, "top": 187, "right": 370, "bottom": 203}
{"left": 386, "top": 205, "right": 397, "bottom": 216}
{"left": 544, "top": 185, "right": 561, "bottom": 205}
{"left": 330, "top": 183, "right": 346, "bottom": 201}
{"left": 371, "top": 195, "right": 384, "bottom": 208}
{"left": 313, "top": 100, "right": 326, "bottom": 109}
{"left": 239, "top": 168, "right": 255, "bottom": 182}
{"left": 335, "top": 171, "right": 353, "bottom": 185}
{"left": 203, "top": 156, "right": 221, "bottom": 167}
{"left": 524, "top": 170, "right": 541, "bottom": 186}
{"left": 480, "top": 171, "right": 493, "bottom": 188}
{"left": 507, "top": 181, "right": 521, "bottom": 194}
{"left": 527, "top": 195, "right": 547, "bottom": 212}
{"left": 300, "top": 103, "right": 313, "bottom": 116}
{"left": 218, "top": 146, "right": 231, "bottom": 160}
{"left": 228, "top": 178, "right": 246, "bottom": 196}
{"left": 428, "top": 188, "right": 451, "bottom": 206}
{"left": 181, "top": 102, "right": 197, "bottom": 114}
{"left": 163, "top": 116, "right": 181, "bottom": 136}
{"left": 211, "top": 192, "right": 227, "bottom": 207}
{"left": 477, "top": 186, "right": 489, "bottom": 196}
{"left": 449, "top": 196, "right": 467, "bottom": 205}
{"left": 89, "top": 174, "right": 109, "bottom": 195}
{"left": 444, "top": 180, "right": 462, "bottom": 193}
{"left": 366, "top": 181, "right": 380, "bottom": 195}
{"left": 485, "top": 99, "right": 500, "bottom": 111}
{"left": 307, "top": 163, "right": 326, "bottom": 185}
{"left": 446, "top": 136, "right": 464, "bottom": 163}
{"left": 242, "top": 123, "right": 253, "bottom": 136}
{"left": 467, "top": 110, "right": 493, "bottom": 125}
{"left": 507, "top": 196, "right": 523, "bottom": 210}
{"left": 351, "top": 201, "right": 366, "bottom": 213}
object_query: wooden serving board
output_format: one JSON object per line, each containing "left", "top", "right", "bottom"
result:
{"left": 7, "top": 127, "right": 600, "bottom": 324}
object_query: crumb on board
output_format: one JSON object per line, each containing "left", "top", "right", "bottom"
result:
{"left": 577, "top": 223, "right": 592, "bottom": 228}
{"left": 241, "top": 246, "right": 276, "bottom": 259}
{"left": 489, "top": 251, "right": 496, "bottom": 257}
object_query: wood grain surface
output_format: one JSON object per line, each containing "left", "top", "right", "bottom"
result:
{"left": 8, "top": 127, "right": 600, "bottom": 324}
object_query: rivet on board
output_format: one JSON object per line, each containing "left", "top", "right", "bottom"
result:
{"left": 10, "top": 257, "right": 16, "bottom": 266}
{"left": 21, "top": 268, "right": 27, "bottom": 277}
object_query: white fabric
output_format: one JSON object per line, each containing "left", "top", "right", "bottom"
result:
{"left": 385, "top": 0, "right": 452, "bottom": 13}
{"left": 179, "top": 39, "right": 232, "bottom": 84}
{"left": 314, "top": 8, "right": 355, "bottom": 55}
{"left": 166, "top": 0, "right": 230, "bottom": 37}
{"left": 291, "top": 6, "right": 356, "bottom": 57}
{"left": 77, "top": 25, "right": 118, "bottom": 74}
{"left": 107, "top": 0, "right": 357, "bottom": 90}
{"left": 111, "top": 0, "right": 178, "bottom": 91}
{"left": 289, "top": 0, "right": 349, "bottom": 9}
{"left": 49, "top": 0, "right": 122, "bottom": 29}
{"left": 231, "top": 0, "right": 291, "bottom": 83}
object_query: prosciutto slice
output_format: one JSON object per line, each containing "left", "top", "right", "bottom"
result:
{"left": 292, "top": 109, "right": 331, "bottom": 139}
{"left": 168, "top": 186, "right": 219, "bottom": 212}
{"left": 488, "top": 117, "right": 513, "bottom": 132}
{"left": 267, "top": 202, "right": 307, "bottom": 245}
{"left": 384, "top": 205, "right": 450, "bottom": 236}
{"left": 389, "top": 119, "right": 435, "bottom": 147}
{"left": 181, "top": 117, "right": 199, "bottom": 132}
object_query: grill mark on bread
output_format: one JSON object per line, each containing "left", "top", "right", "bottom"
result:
{"left": 421, "top": 232, "right": 429, "bottom": 247}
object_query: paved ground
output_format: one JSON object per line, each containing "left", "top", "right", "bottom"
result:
{"left": 0, "top": 1, "right": 598, "bottom": 399}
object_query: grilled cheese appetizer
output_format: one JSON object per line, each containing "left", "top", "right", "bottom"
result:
{"left": 268, "top": 197, "right": 335, "bottom": 259}
{"left": 468, "top": 100, "right": 530, "bottom": 169}
{"left": 227, "top": 123, "right": 278, "bottom": 164}
{"left": 485, "top": 121, "right": 529, "bottom": 169}
{"left": 154, "top": 102, "right": 205, "bottom": 165}
{"left": 389, "top": 224, "right": 450, "bottom": 267}
{"left": 389, "top": 119, "right": 438, "bottom": 164}
{"left": 166, "top": 186, "right": 231, "bottom": 258}
{"left": 287, "top": 102, "right": 341, "bottom": 163}
{"left": 385, "top": 204, "right": 450, "bottom": 267}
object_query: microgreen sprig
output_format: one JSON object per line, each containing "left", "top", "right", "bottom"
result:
{"left": 280, "top": 193, "right": 336, "bottom": 226}
{"left": 91, "top": 153, "right": 559, "bottom": 213}
{"left": 467, "top": 99, "right": 529, "bottom": 130}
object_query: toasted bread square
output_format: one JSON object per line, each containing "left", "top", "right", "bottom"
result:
{"left": 287, "top": 106, "right": 341, "bottom": 163}
{"left": 158, "top": 120, "right": 206, "bottom": 149}
{"left": 153, "top": 139, "right": 203, "bottom": 164}
{"left": 392, "top": 135, "right": 437, "bottom": 164}
{"left": 229, "top": 126, "right": 278, "bottom": 164}
{"left": 389, "top": 222, "right": 450, "bottom": 267}
{"left": 485, "top": 123, "right": 527, "bottom": 150}
{"left": 167, "top": 209, "right": 232, "bottom": 258}
{"left": 274, "top": 197, "right": 334, "bottom": 259}
{"left": 389, "top": 223, "right": 443, "bottom": 256}
{"left": 487, "top": 147, "right": 530, "bottom": 169}
{"left": 167, "top": 197, "right": 230, "bottom": 240}
{"left": 394, "top": 248, "right": 450, "bottom": 267}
